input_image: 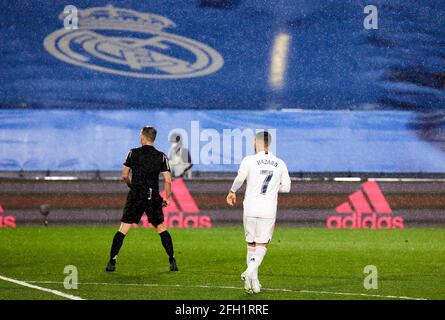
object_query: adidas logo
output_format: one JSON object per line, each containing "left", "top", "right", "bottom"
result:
{"left": 326, "top": 181, "right": 404, "bottom": 229}
{"left": 138, "top": 179, "right": 212, "bottom": 228}
{"left": 0, "top": 204, "right": 16, "bottom": 228}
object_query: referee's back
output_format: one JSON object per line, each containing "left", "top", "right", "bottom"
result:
{"left": 124, "top": 145, "right": 170, "bottom": 191}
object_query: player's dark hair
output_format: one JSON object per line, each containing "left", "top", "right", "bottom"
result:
{"left": 141, "top": 126, "right": 157, "bottom": 142}
{"left": 255, "top": 131, "right": 271, "bottom": 147}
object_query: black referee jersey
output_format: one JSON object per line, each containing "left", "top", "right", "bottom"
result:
{"left": 121, "top": 145, "right": 170, "bottom": 225}
{"left": 124, "top": 144, "right": 170, "bottom": 191}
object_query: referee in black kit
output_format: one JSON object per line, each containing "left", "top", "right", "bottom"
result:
{"left": 106, "top": 126, "right": 178, "bottom": 272}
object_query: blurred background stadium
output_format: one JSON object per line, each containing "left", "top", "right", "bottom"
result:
{"left": 0, "top": 0, "right": 444, "bottom": 228}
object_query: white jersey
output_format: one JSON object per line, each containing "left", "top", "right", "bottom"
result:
{"left": 231, "top": 151, "right": 291, "bottom": 219}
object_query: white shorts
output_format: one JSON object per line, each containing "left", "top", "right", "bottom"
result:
{"left": 243, "top": 216, "right": 276, "bottom": 244}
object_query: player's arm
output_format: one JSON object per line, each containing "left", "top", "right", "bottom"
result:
{"left": 279, "top": 161, "right": 291, "bottom": 193}
{"left": 226, "top": 158, "right": 248, "bottom": 206}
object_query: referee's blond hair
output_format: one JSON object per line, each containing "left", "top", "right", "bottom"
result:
{"left": 141, "top": 126, "right": 157, "bottom": 142}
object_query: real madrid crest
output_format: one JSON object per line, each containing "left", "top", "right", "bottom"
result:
{"left": 44, "top": 5, "right": 224, "bottom": 79}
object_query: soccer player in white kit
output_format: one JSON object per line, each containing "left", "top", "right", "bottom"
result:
{"left": 226, "top": 131, "right": 291, "bottom": 294}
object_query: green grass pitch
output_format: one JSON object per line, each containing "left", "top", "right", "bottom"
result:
{"left": 0, "top": 227, "right": 444, "bottom": 300}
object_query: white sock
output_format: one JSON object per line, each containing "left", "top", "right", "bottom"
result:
{"left": 246, "top": 246, "right": 256, "bottom": 279}
{"left": 246, "top": 247, "right": 267, "bottom": 279}
{"left": 247, "top": 246, "right": 255, "bottom": 266}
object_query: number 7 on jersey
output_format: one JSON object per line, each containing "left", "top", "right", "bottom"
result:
{"left": 260, "top": 170, "right": 274, "bottom": 194}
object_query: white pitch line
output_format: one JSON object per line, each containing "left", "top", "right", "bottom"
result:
{"left": 0, "top": 275, "right": 84, "bottom": 300}
{"left": 25, "top": 280, "right": 427, "bottom": 300}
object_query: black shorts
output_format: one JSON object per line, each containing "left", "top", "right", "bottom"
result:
{"left": 121, "top": 189, "right": 164, "bottom": 226}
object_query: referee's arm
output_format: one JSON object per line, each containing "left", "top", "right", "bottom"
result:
{"left": 122, "top": 150, "right": 133, "bottom": 188}
{"left": 122, "top": 165, "right": 131, "bottom": 188}
{"left": 162, "top": 171, "right": 172, "bottom": 205}
{"left": 161, "top": 154, "right": 172, "bottom": 205}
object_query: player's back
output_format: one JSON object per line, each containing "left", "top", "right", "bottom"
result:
{"left": 242, "top": 151, "right": 290, "bottom": 218}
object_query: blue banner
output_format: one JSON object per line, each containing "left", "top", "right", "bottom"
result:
{"left": 1, "top": 109, "right": 445, "bottom": 172}
{"left": 0, "top": 1, "right": 444, "bottom": 172}
{"left": 0, "top": 1, "right": 443, "bottom": 111}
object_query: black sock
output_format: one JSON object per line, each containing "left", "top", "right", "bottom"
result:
{"left": 109, "top": 231, "right": 126, "bottom": 263}
{"left": 159, "top": 231, "right": 174, "bottom": 259}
